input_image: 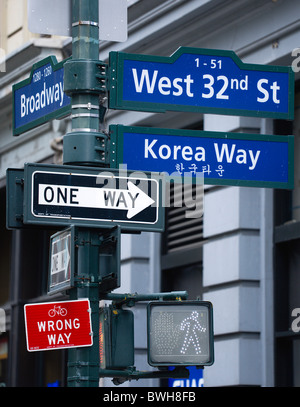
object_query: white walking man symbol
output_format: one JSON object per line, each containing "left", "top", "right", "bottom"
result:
{"left": 180, "top": 311, "right": 206, "bottom": 355}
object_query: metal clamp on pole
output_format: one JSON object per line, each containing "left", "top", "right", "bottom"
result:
{"left": 63, "top": 130, "right": 109, "bottom": 166}
{"left": 63, "top": 59, "right": 107, "bottom": 95}
{"left": 63, "top": 58, "right": 109, "bottom": 166}
{"left": 72, "top": 21, "right": 99, "bottom": 28}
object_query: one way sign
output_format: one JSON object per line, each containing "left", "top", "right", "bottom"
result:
{"left": 22, "top": 163, "right": 164, "bottom": 232}
{"left": 38, "top": 180, "right": 155, "bottom": 219}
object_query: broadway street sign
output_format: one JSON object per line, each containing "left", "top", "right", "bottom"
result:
{"left": 22, "top": 163, "right": 164, "bottom": 232}
{"left": 109, "top": 47, "right": 294, "bottom": 119}
{"left": 110, "top": 125, "right": 294, "bottom": 189}
{"left": 13, "top": 56, "right": 71, "bottom": 136}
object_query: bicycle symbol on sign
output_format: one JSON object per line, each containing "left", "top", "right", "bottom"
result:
{"left": 48, "top": 305, "right": 67, "bottom": 317}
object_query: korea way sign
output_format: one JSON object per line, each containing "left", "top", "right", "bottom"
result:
{"left": 23, "top": 163, "right": 164, "bottom": 232}
{"left": 110, "top": 125, "right": 294, "bottom": 190}
{"left": 13, "top": 56, "right": 71, "bottom": 136}
{"left": 109, "top": 47, "right": 294, "bottom": 119}
{"left": 24, "top": 299, "right": 92, "bottom": 351}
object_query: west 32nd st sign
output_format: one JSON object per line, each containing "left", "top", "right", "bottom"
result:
{"left": 109, "top": 47, "right": 294, "bottom": 119}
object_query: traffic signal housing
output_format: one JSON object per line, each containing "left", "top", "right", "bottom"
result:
{"left": 99, "top": 305, "right": 134, "bottom": 370}
{"left": 147, "top": 300, "right": 214, "bottom": 367}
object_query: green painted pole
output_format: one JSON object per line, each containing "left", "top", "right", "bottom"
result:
{"left": 69, "top": 0, "right": 100, "bottom": 133}
{"left": 66, "top": 0, "right": 102, "bottom": 387}
{"left": 67, "top": 230, "right": 100, "bottom": 387}
{"left": 63, "top": 0, "right": 108, "bottom": 167}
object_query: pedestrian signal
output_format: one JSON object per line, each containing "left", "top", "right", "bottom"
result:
{"left": 147, "top": 301, "right": 214, "bottom": 367}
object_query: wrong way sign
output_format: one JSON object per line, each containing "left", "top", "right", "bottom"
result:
{"left": 24, "top": 299, "right": 93, "bottom": 351}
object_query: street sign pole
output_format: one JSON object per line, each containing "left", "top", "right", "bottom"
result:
{"left": 65, "top": 0, "right": 102, "bottom": 387}
{"left": 67, "top": 229, "right": 100, "bottom": 387}
{"left": 63, "top": 0, "right": 108, "bottom": 167}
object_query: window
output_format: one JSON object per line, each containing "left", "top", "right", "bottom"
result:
{"left": 0, "top": 0, "right": 34, "bottom": 55}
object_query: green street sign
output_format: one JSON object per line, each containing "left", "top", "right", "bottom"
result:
{"left": 109, "top": 46, "right": 294, "bottom": 119}
{"left": 13, "top": 56, "right": 71, "bottom": 136}
{"left": 7, "top": 163, "right": 164, "bottom": 233}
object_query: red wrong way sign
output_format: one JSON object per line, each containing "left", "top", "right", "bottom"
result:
{"left": 24, "top": 299, "right": 93, "bottom": 351}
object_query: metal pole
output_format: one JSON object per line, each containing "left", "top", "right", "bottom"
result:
{"left": 70, "top": 0, "right": 100, "bottom": 133}
{"left": 67, "top": 229, "right": 100, "bottom": 387}
{"left": 63, "top": 0, "right": 108, "bottom": 167}
{"left": 66, "top": 0, "right": 101, "bottom": 387}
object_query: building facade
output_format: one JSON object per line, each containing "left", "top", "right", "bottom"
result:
{"left": 0, "top": 0, "right": 300, "bottom": 387}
